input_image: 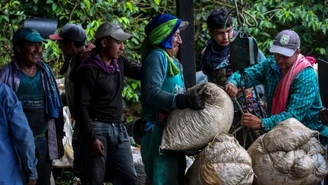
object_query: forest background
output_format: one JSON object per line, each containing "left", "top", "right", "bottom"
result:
{"left": 0, "top": 0, "right": 328, "bottom": 183}
{"left": 1, "top": 0, "right": 328, "bottom": 105}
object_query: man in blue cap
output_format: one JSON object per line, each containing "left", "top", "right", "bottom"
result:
{"left": 0, "top": 27, "right": 64, "bottom": 185}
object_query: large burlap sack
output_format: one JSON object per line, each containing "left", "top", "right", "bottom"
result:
{"left": 248, "top": 118, "right": 328, "bottom": 185}
{"left": 160, "top": 82, "right": 234, "bottom": 151}
{"left": 185, "top": 133, "right": 254, "bottom": 185}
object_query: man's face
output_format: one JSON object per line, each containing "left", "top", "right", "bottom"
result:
{"left": 210, "top": 26, "right": 233, "bottom": 46}
{"left": 102, "top": 37, "right": 124, "bottom": 59}
{"left": 166, "top": 29, "right": 182, "bottom": 57}
{"left": 58, "top": 40, "right": 73, "bottom": 59}
{"left": 274, "top": 50, "right": 300, "bottom": 72}
{"left": 16, "top": 41, "right": 42, "bottom": 66}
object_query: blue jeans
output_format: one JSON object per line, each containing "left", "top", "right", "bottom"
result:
{"left": 35, "top": 137, "right": 52, "bottom": 185}
{"left": 81, "top": 122, "right": 137, "bottom": 185}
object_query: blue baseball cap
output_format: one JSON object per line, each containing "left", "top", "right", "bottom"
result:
{"left": 12, "top": 27, "right": 46, "bottom": 44}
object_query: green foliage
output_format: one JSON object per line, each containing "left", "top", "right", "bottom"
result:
{"left": 123, "top": 78, "right": 141, "bottom": 104}
{"left": 191, "top": 0, "right": 328, "bottom": 67}
{"left": 2, "top": 0, "right": 328, "bottom": 184}
{"left": 0, "top": 0, "right": 168, "bottom": 104}
{"left": 53, "top": 168, "right": 74, "bottom": 185}
{"left": 240, "top": 0, "right": 328, "bottom": 58}
{"left": 0, "top": 1, "right": 26, "bottom": 67}
{"left": 1, "top": 0, "right": 328, "bottom": 105}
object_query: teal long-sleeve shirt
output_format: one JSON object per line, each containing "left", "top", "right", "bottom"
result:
{"left": 141, "top": 49, "right": 185, "bottom": 124}
{"left": 228, "top": 56, "right": 328, "bottom": 139}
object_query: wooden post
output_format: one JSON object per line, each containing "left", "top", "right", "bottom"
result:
{"left": 176, "top": 0, "right": 196, "bottom": 89}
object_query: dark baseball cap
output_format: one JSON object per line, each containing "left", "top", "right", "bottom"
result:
{"left": 12, "top": 27, "right": 46, "bottom": 44}
{"left": 95, "top": 22, "right": 132, "bottom": 41}
{"left": 49, "top": 23, "right": 86, "bottom": 42}
{"left": 269, "top": 29, "right": 301, "bottom": 57}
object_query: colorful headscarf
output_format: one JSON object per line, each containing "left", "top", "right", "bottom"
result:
{"left": 141, "top": 13, "right": 184, "bottom": 76}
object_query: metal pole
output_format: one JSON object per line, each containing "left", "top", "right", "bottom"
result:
{"left": 176, "top": 0, "right": 196, "bottom": 89}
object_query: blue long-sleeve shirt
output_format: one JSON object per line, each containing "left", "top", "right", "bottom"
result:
{"left": 228, "top": 56, "right": 328, "bottom": 138}
{"left": 0, "top": 82, "right": 37, "bottom": 185}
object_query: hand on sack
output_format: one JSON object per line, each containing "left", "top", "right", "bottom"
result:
{"left": 224, "top": 82, "right": 238, "bottom": 99}
{"left": 176, "top": 89, "right": 205, "bottom": 110}
{"left": 240, "top": 112, "right": 262, "bottom": 129}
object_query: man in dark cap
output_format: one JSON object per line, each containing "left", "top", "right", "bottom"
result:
{"left": 49, "top": 23, "right": 94, "bottom": 177}
{"left": 0, "top": 27, "right": 64, "bottom": 185}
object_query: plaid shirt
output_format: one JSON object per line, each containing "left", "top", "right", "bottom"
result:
{"left": 228, "top": 56, "right": 328, "bottom": 138}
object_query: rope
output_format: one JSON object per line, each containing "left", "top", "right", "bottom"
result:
{"left": 227, "top": 0, "right": 258, "bottom": 31}
{"left": 233, "top": 96, "right": 255, "bottom": 148}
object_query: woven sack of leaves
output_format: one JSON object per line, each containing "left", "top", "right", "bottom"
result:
{"left": 160, "top": 82, "right": 234, "bottom": 151}
{"left": 185, "top": 133, "right": 254, "bottom": 185}
{"left": 248, "top": 118, "right": 328, "bottom": 185}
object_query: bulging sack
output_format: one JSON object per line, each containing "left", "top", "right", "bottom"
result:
{"left": 185, "top": 133, "right": 254, "bottom": 185}
{"left": 160, "top": 82, "right": 234, "bottom": 151}
{"left": 248, "top": 118, "right": 328, "bottom": 185}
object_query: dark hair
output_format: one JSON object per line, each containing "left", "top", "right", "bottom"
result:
{"left": 61, "top": 39, "right": 85, "bottom": 48}
{"left": 95, "top": 38, "right": 102, "bottom": 49}
{"left": 12, "top": 39, "right": 27, "bottom": 56}
{"left": 95, "top": 36, "right": 114, "bottom": 50}
{"left": 206, "top": 7, "right": 233, "bottom": 30}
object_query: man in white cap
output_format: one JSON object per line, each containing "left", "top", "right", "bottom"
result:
{"left": 225, "top": 29, "right": 328, "bottom": 145}
{"left": 74, "top": 22, "right": 140, "bottom": 185}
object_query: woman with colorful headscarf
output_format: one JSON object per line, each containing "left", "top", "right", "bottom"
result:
{"left": 140, "top": 13, "right": 205, "bottom": 185}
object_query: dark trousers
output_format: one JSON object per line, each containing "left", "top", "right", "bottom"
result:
{"left": 81, "top": 122, "right": 137, "bottom": 185}
{"left": 35, "top": 137, "right": 52, "bottom": 185}
{"left": 72, "top": 120, "right": 82, "bottom": 177}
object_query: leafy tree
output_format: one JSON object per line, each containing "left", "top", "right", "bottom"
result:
{"left": 1, "top": 0, "right": 328, "bottom": 105}
{"left": 0, "top": 0, "right": 165, "bottom": 104}
{"left": 193, "top": 0, "right": 328, "bottom": 60}
{"left": 244, "top": 0, "right": 328, "bottom": 59}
